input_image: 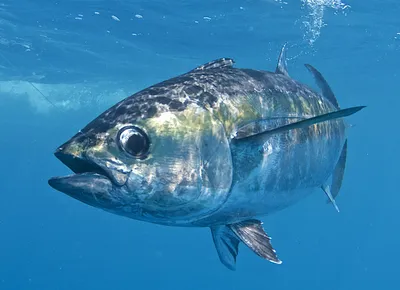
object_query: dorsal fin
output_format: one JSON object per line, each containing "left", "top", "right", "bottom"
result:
{"left": 190, "top": 58, "right": 235, "bottom": 72}
{"left": 275, "top": 44, "right": 289, "bottom": 77}
{"left": 304, "top": 64, "right": 340, "bottom": 109}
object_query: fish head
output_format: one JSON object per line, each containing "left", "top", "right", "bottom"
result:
{"left": 49, "top": 94, "right": 233, "bottom": 225}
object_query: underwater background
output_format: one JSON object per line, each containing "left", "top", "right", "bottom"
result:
{"left": 0, "top": 0, "right": 398, "bottom": 289}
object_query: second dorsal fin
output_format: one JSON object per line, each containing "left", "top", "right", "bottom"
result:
{"left": 190, "top": 58, "right": 235, "bottom": 72}
{"left": 304, "top": 64, "right": 340, "bottom": 109}
{"left": 275, "top": 43, "right": 289, "bottom": 77}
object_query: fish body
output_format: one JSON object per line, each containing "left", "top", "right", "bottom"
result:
{"left": 189, "top": 67, "right": 346, "bottom": 227}
{"left": 49, "top": 47, "right": 364, "bottom": 270}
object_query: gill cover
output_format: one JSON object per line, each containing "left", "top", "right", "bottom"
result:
{"left": 121, "top": 106, "right": 234, "bottom": 225}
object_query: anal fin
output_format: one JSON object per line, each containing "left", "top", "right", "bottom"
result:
{"left": 322, "top": 139, "right": 348, "bottom": 210}
{"left": 321, "top": 184, "right": 340, "bottom": 212}
{"left": 211, "top": 219, "right": 281, "bottom": 270}
{"left": 330, "top": 139, "right": 348, "bottom": 200}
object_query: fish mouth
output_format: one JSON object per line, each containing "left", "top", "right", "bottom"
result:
{"left": 52, "top": 149, "right": 110, "bottom": 178}
{"left": 48, "top": 149, "right": 114, "bottom": 206}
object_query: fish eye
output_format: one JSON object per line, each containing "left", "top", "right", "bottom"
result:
{"left": 117, "top": 126, "right": 150, "bottom": 159}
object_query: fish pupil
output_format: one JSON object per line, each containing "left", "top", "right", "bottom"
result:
{"left": 126, "top": 133, "right": 146, "bottom": 156}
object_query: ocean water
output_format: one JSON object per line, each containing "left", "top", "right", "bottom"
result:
{"left": 0, "top": 0, "right": 398, "bottom": 289}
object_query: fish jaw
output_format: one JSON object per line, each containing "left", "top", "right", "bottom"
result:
{"left": 48, "top": 142, "right": 127, "bottom": 210}
{"left": 48, "top": 172, "right": 115, "bottom": 209}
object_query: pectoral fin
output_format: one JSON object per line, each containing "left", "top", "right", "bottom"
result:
{"left": 232, "top": 106, "right": 365, "bottom": 140}
{"left": 211, "top": 219, "right": 281, "bottom": 270}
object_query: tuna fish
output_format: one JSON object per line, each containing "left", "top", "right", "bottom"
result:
{"left": 48, "top": 45, "right": 365, "bottom": 270}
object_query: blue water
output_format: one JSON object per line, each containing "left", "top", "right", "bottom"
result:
{"left": 0, "top": 0, "right": 399, "bottom": 289}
